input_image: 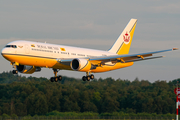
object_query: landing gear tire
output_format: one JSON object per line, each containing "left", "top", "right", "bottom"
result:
{"left": 82, "top": 76, "right": 90, "bottom": 81}
{"left": 12, "top": 70, "right": 18, "bottom": 74}
{"left": 90, "top": 74, "right": 94, "bottom": 79}
{"left": 82, "top": 76, "right": 86, "bottom": 81}
{"left": 58, "top": 75, "right": 62, "bottom": 81}
{"left": 50, "top": 77, "right": 54, "bottom": 82}
{"left": 54, "top": 77, "right": 58, "bottom": 82}
{"left": 86, "top": 76, "right": 91, "bottom": 81}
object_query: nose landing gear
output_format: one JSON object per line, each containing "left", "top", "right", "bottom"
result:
{"left": 12, "top": 70, "right": 18, "bottom": 74}
{"left": 50, "top": 69, "right": 62, "bottom": 82}
{"left": 11, "top": 62, "right": 18, "bottom": 74}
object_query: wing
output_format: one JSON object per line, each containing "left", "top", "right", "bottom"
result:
{"left": 58, "top": 48, "right": 178, "bottom": 66}
{"left": 89, "top": 48, "right": 178, "bottom": 64}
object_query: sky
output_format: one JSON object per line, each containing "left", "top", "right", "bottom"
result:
{"left": 0, "top": 0, "right": 180, "bottom": 82}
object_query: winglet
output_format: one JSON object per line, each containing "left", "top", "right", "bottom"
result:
{"left": 173, "top": 48, "right": 178, "bottom": 50}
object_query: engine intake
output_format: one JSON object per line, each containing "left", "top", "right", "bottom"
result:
{"left": 71, "top": 58, "right": 92, "bottom": 72}
{"left": 17, "top": 65, "right": 41, "bottom": 74}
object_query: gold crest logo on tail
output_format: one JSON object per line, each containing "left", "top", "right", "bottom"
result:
{"left": 123, "top": 32, "right": 130, "bottom": 44}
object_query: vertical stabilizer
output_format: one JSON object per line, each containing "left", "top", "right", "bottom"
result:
{"left": 108, "top": 19, "right": 137, "bottom": 55}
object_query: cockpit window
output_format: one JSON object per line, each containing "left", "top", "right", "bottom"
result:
{"left": 5, "top": 45, "right": 17, "bottom": 48}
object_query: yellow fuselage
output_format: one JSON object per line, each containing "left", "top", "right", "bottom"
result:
{"left": 2, "top": 40, "right": 133, "bottom": 73}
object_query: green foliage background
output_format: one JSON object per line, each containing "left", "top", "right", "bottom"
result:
{"left": 0, "top": 71, "right": 179, "bottom": 117}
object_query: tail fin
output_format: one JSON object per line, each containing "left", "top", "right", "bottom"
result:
{"left": 108, "top": 19, "right": 137, "bottom": 55}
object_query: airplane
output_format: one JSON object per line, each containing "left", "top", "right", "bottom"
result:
{"left": 1, "top": 19, "right": 178, "bottom": 82}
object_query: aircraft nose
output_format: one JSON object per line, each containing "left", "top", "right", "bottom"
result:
{"left": 1, "top": 48, "right": 5, "bottom": 56}
{"left": 1, "top": 48, "right": 9, "bottom": 56}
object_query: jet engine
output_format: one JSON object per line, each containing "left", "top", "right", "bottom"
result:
{"left": 17, "top": 65, "right": 41, "bottom": 74}
{"left": 71, "top": 58, "right": 93, "bottom": 72}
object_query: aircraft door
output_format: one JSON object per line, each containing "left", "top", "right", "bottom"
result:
{"left": 25, "top": 44, "right": 30, "bottom": 54}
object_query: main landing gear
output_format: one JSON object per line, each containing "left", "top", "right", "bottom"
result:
{"left": 50, "top": 69, "right": 62, "bottom": 82}
{"left": 82, "top": 72, "right": 94, "bottom": 81}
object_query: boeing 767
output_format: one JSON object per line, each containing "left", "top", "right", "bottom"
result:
{"left": 1, "top": 19, "right": 178, "bottom": 82}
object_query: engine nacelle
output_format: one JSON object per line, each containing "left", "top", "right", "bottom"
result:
{"left": 71, "top": 58, "right": 92, "bottom": 72}
{"left": 17, "top": 65, "right": 41, "bottom": 74}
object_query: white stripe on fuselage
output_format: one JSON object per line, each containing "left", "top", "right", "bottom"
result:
{"left": 8, "top": 40, "right": 117, "bottom": 59}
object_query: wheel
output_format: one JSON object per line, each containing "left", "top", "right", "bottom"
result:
{"left": 55, "top": 77, "right": 58, "bottom": 82}
{"left": 86, "top": 76, "right": 91, "bottom": 81}
{"left": 82, "top": 76, "right": 86, "bottom": 81}
{"left": 58, "top": 75, "right": 62, "bottom": 81}
{"left": 90, "top": 74, "right": 94, "bottom": 79}
{"left": 50, "top": 77, "right": 54, "bottom": 82}
{"left": 12, "top": 70, "right": 18, "bottom": 74}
